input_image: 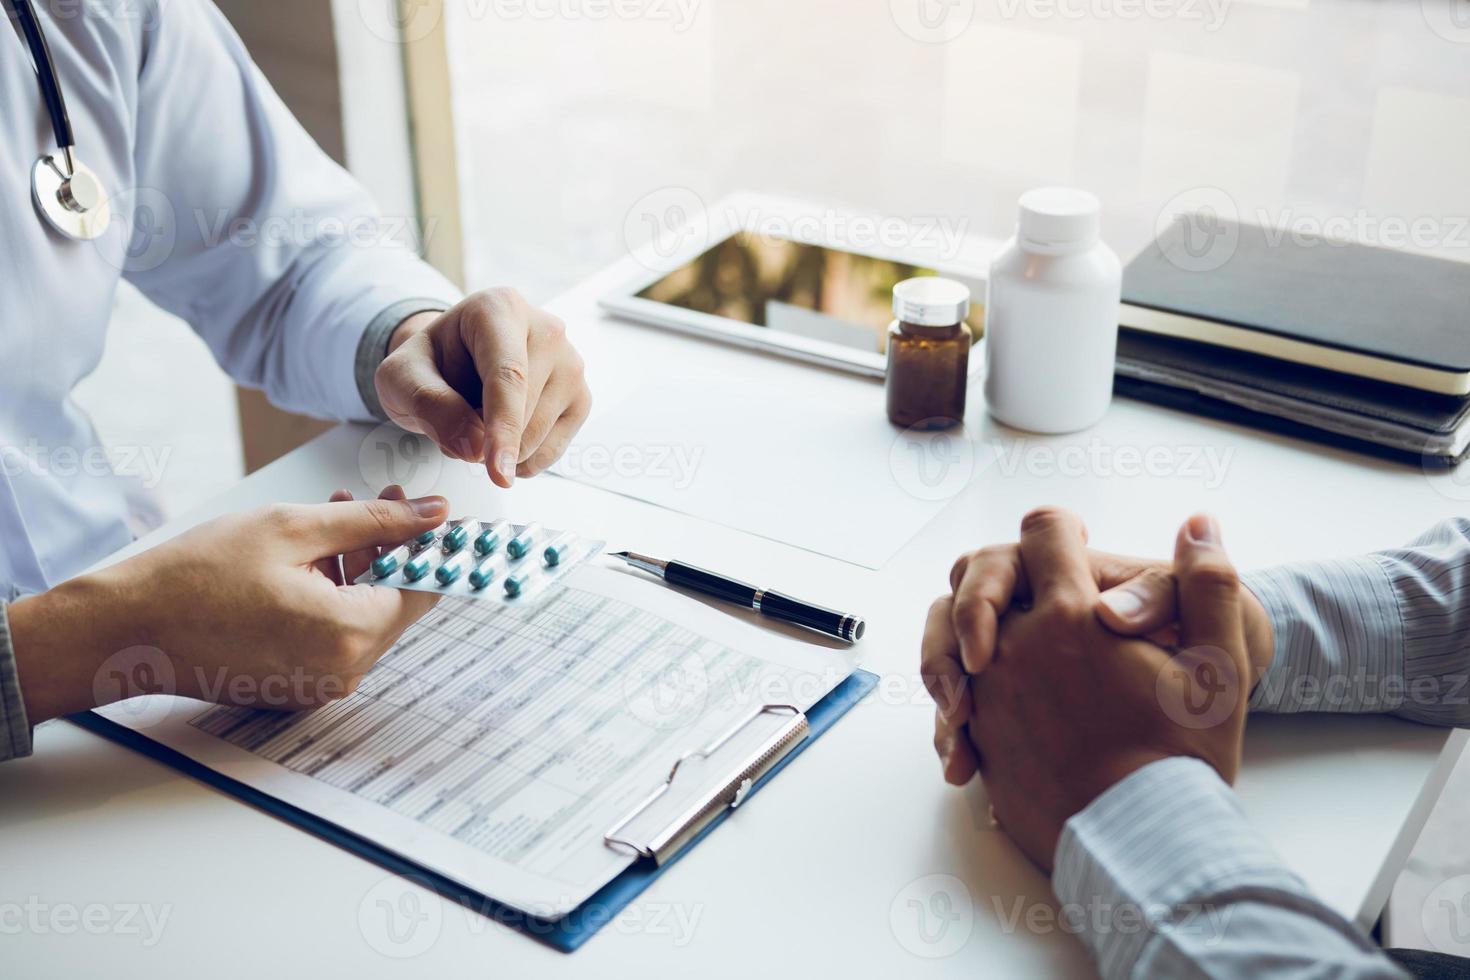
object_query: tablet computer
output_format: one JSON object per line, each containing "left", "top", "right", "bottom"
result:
{"left": 600, "top": 195, "right": 989, "bottom": 378}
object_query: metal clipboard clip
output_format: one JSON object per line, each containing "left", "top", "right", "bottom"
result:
{"left": 604, "top": 704, "right": 811, "bottom": 866}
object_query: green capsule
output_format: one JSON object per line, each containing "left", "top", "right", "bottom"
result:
{"left": 543, "top": 532, "right": 576, "bottom": 567}
{"left": 403, "top": 554, "right": 432, "bottom": 582}
{"left": 436, "top": 552, "right": 470, "bottom": 585}
{"left": 372, "top": 544, "right": 411, "bottom": 579}
{"left": 504, "top": 570, "right": 532, "bottom": 597}
{"left": 469, "top": 558, "right": 499, "bottom": 591}
{"left": 414, "top": 526, "right": 441, "bottom": 548}
{"left": 507, "top": 522, "right": 542, "bottom": 560}
{"left": 473, "top": 526, "right": 503, "bottom": 556}
{"left": 443, "top": 520, "right": 475, "bottom": 554}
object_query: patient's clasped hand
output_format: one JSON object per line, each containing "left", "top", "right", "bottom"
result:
{"left": 923, "top": 508, "right": 1271, "bottom": 866}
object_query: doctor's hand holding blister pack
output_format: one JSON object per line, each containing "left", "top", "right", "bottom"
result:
{"left": 0, "top": 1, "right": 589, "bottom": 762}
{"left": 8, "top": 487, "right": 454, "bottom": 727}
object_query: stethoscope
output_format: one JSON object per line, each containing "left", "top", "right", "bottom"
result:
{"left": 6, "top": 0, "right": 111, "bottom": 240}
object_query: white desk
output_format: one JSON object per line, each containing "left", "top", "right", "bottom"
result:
{"left": 4, "top": 258, "right": 1468, "bottom": 977}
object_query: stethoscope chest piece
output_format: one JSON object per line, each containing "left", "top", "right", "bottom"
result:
{"left": 32, "top": 153, "right": 111, "bottom": 241}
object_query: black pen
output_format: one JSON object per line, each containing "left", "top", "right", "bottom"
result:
{"left": 610, "top": 551, "right": 865, "bottom": 643}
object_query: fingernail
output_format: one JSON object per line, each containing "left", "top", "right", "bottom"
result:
{"left": 496, "top": 451, "right": 517, "bottom": 482}
{"left": 453, "top": 436, "right": 476, "bottom": 461}
{"left": 1099, "top": 589, "right": 1144, "bottom": 621}
{"left": 409, "top": 497, "right": 446, "bottom": 518}
{"left": 1187, "top": 513, "right": 1220, "bottom": 545}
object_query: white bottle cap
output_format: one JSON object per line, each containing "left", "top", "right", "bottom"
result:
{"left": 892, "top": 276, "right": 971, "bottom": 327}
{"left": 1017, "top": 187, "right": 1101, "bottom": 255}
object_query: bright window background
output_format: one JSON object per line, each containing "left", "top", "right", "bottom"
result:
{"left": 445, "top": 0, "right": 1470, "bottom": 303}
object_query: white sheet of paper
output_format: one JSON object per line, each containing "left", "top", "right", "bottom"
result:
{"left": 550, "top": 321, "right": 981, "bottom": 569}
{"left": 97, "top": 565, "right": 855, "bottom": 918}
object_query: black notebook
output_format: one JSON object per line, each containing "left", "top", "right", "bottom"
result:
{"left": 1120, "top": 218, "right": 1470, "bottom": 395}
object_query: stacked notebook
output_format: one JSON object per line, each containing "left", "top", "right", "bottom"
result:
{"left": 1117, "top": 218, "right": 1470, "bottom": 466}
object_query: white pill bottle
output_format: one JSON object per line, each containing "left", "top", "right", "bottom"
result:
{"left": 984, "top": 187, "right": 1122, "bottom": 433}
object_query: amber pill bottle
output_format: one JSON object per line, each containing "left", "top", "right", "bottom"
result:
{"left": 885, "top": 277, "right": 973, "bottom": 430}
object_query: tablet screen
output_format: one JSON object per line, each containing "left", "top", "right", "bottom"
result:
{"left": 635, "top": 231, "right": 984, "bottom": 354}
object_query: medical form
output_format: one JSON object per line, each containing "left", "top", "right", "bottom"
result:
{"left": 95, "top": 564, "right": 857, "bottom": 916}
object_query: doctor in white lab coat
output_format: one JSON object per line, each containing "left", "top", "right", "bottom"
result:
{"left": 0, "top": 0, "right": 590, "bottom": 760}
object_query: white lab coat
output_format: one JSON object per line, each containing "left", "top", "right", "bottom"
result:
{"left": 0, "top": 0, "right": 460, "bottom": 596}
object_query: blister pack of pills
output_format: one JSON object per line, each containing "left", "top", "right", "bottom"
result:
{"left": 354, "top": 518, "right": 605, "bottom": 606}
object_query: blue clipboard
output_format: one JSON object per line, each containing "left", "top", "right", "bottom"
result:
{"left": 70, "top": 668, "right": 878, "bottom": 953}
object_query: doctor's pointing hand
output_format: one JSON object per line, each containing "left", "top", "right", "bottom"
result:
{"left": 377, "top": 289, "right": 591, "bottom": 488}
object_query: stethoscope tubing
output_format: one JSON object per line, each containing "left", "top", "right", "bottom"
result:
{"left": 8, "top": 0, "right": 109, "bottom": 240}
{"left": 4, "top": 0, "right": 75, "bottom": 161}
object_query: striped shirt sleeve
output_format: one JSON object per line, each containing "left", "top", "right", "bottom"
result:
{"left": 1054, "top": 757, "right": 1407, "bottom": 980}
{"left": 0, "top": 602, "right": 34, "bottom": 762}
{"left": 1244, "top": 518, "right": 1470, "bottom": 723}
{"left": 1052, "top": 520, "right": 1470, "bottom": 978}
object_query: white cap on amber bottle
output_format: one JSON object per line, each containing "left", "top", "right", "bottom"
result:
{"left": 892, "top": 276, "right": 971, "bottom": 328}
